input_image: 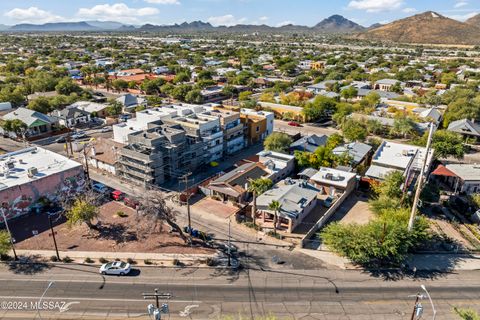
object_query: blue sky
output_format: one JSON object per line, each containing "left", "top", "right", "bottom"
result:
{"left": 1, "top": 0, "right": 479, "bottom": 26}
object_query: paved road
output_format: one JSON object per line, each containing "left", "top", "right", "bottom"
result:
{"left": 0, "top": 264, "right": 479, "bottom": 319}
{"left": 274, "top": 120, "right": 339, "bottom": 137}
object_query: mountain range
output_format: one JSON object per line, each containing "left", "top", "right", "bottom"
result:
{"left": 3, "top": 15, "right": 365, "bottom": 33}
{"left": 360, "top": 11, "right": 480, "bottom": 45}
{"left": 3, "top": 12, "right": 480, "bottom": 45}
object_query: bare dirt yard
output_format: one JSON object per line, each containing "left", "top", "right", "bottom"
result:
{"left": 16, "top": 201, "right": 213, "bottom": 254}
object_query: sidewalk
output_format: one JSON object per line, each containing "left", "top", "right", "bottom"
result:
{"left": 298, "top": 247, "right": 480, "bottom": 271}
{"left": 12, "top": 249, "right": 216, "bottom": 263}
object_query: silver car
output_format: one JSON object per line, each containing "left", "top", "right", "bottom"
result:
{"left": 99, "top": 261, "right": 131, "bottom": 276}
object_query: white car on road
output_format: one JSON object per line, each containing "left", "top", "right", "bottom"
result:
{"left": 99, "top": 261, "right": 131, "bottom": 276}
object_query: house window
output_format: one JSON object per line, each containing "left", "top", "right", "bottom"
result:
{"left": 256, "top": 126, "right": 260, "bottom": 132}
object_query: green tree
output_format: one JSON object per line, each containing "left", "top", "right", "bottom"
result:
{"left": 366, "top": 119, "right": 383, "bottom": 135}
{"left": 416, "top": 129, "right": 464, "bottom": 159}
{"left": 264, "top": 132, "right": 293, "bottom": 153}
{"left": 372, "top": 171, "right": 405, "bottom": 200}
{"left": 259, "top": 92, "right": 276, "bottom": 103}
{"left": 28, "top": 96, "right": 51, "bottom": 114}
{"left": 112, "top": 79, "right": 129, "bottom": 92}
{"left": 171, "top": 84, "right": 192, "bottom": 101}
{"left": 359, "top": 92, "right": 381, "bottom": 112}
{"left": 340, "top": 87, "right": 358, "bottom": 100}
{"left": 0, "top": 230, "right": 11, "bottom": 256}
{"left": 185, "top": 89, "right": 204, "bottom": 104}
{"left": 239, "top": 91, "right": 253, "bottom": 101}
{"left": 174, "top": 72, "right": 190, "bottom": 84}
{"left": 268, "top": 200, "right": 282, "bottom": 236}
{"left": 65, "top": 198, "right": 100, "bottom": 230}
{"left": 454, "top": 308, "right": 480, "bottom": 320}
{"left": 322, "top": 207, "right": 429, "bottom": 267}
{"left": 248, "top": 178, "right": 273, "bottom": 226}
{"left": 391, "top": 116, "right": 417, "bottom": 138}
{"left": 302, "top": 96, "right": 337, "bottom": 122}
{"left": 342, "top": 119, "right": 368, "bottom": 142}
{"left": 106, "top": 101, "right": 123, "bottom": 116}
{"left": 1, "top": 119, "right": 27, "bottom": 136}
{"left": 55, "top": 77, "right": 82, "bottom": 95}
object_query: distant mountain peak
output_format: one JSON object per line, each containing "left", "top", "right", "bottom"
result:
{"left": 314, "top": 15, "right": 364, "bottom": 33}
{"left": 358, "top": 10, "right": 480, "bottom": 45}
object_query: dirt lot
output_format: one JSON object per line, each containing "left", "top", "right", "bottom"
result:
{"left": 191, "top": 197, "right": 240, "bottom": 221}
{"left": 330, "top": 193, "right": 374, "bottom": 225}
{"left": 16, "top": 201, "right": 213, "bottom": 254}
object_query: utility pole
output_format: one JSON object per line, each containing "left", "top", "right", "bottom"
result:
{"left": 83, "top": 145, "right": 90, "bottom": 182}
{"left": 181, "top": 173, "right": 192, "bottom": 236}
{"left": 48, "top": 214, "right": 60, "bottom": 261}
{"left": 1, "top": 207, "right": 17, "bottom": 261}
{"left": 408, "top": 123, "right": 435, "bottom": 232}
{"left": 410, "top": 293, "right": 424, "bottom": 320}
{"left": 228, "top": 218, "right": 231, "bottom": 267}
{"left": 143, "top": 289, "right": 171, "bottom": 320}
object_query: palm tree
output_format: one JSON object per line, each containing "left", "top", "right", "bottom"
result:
{"left": 268, "top": 200, "right": 282, "bottom": 236}
{"left": 247, "top": 178, "right": 273, "bottom": 226}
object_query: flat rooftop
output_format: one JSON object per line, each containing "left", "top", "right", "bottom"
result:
{"left": 372, "top": 141, "right": 423, "bottom": 170}
{"left": 0, "top": 147, "right": 82, "bottom": 191}
{"left": 310, "top": 167, "right": 356, "bottom": 189}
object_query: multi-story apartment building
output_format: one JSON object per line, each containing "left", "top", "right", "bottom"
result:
{"left": 164, "top": 114, "right": 224, "bottom": 162}
{"left": 201, "top": 109, "right": 245, "bottom": 155}
{"left": 116, "top": 122, "right": 206, "bottom": 186}
{"left": 240, "top": 108, "right": 274, "bottom": 145}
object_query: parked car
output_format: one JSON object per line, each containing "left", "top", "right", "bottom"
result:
{"left": 71, "top": 132, "right": 87, "bottom": 140}
{"left": 124, "top": 197, "right": 140, "bottom": 209}
{"left": 101, "top": 126, "right": 112, "bottom": 133}
{"left": 288, "top": 121, "right": 302, "bottom": 127}
{"left": 99, "top": 261, "right": 131, "bottom": 276}
{"left": 111, "top": 190, "right": 125, "bottom": 201}
{"left": 55, "top": 136, "right": 66, "bottom": 143}
{"left": 92, "top": 183, "right": 109, "bottom": 194}
{"left": 323, "top": 196, "right": 335, "bottom": 208}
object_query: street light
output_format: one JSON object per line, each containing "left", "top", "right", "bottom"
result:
{"left": 421, "top": 285, "right": 437, "bottom": 320}
{"left": 36, "top": 281, "right": 54, "bottom": 320}
{"left": 0, "top": 206, "right": 18, "bottom": 260}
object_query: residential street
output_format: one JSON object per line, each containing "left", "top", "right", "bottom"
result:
{"left": 0, "top": 264, "right": 479, "bottom": 319}
{"left": 274, "top": 120, "right": 339, "bottom": 136}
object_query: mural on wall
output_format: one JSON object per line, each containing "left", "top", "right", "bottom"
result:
{"left": 0, "top": 172, "right": 86, "bottom": 223}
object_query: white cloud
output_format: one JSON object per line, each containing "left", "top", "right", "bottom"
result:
{"left": 455, "top": 1, "right": 469, "bottom": 9}
{"left": 402, "top": 7, "right": 417, "bottom": 13}
{"left": 347, "top": 0, "right": 404, "bottom": 12}
{"left": 77, "top": 3, "right": 159, "bottom": 23}
{"left": 259, "top": 16, "right": 269, "bottom": 22}
{"left": 276, "top": 20, "right": 294, "bottom": 27}
{"left": 207, "top": 14, "right": 247, "bottom": 26}
{"left": 447, "top": 11, "right": 478, "bottom": 21}
{"left": 4, "top": 7, "right": 64, "bottom": 24}
{"left": 144, "top": 0, "right": 180, "bottom": 4}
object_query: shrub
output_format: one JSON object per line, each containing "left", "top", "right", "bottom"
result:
{"left": 50, "top": 255, "right": 59, "bottom": 262}
{"left": 99, "top": 257, "right": 108, "bottom": 263}
{"left": 62, "top": 256, "right": 73, "bottom": 263}
{"left": 84, "top": 257, "right": 94, "bottom": 263}
{"left": 144, "top": 259, "right": 153, "bottom": 265}
{"left": 206, "top": 257, "right": 216, "bottom": 266}
{"left": 116, "top": 211, "right": 128, "bottom": 218}
{"left": 127, "top": 258, "right": 136, "bottom": 265}
{"left": 243, "top": 222, "right": 261, "bottom": 231}
{"left": 0, "top": 254, "right": 11, "bottom": 261}
{"left": 172, "top": 258, "right": 180, "bottom": 266}
{"left": 114, "top": 258, "right": 120, "bottom": 261}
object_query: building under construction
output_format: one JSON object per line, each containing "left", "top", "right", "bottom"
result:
{"left": 116, "top": 121, "right": 207, "bottom": 186}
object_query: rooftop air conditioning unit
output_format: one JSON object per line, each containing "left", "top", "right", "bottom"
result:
{"left": 28, "top": 167, "right": 38, "bottom": 177}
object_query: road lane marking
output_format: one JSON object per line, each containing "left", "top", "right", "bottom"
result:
{"left": 0, "top": 295, "right": 202, "bottom": 304}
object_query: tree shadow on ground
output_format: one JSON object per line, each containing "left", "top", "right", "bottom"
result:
{"left": 7, "top": 255, "right": 52, "bottom": 275}
{"left": 89, "top": 223, "right": 138, "bottom": 244}
{"left": 362, "top": 252, "right": 469, "bottom": 281}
